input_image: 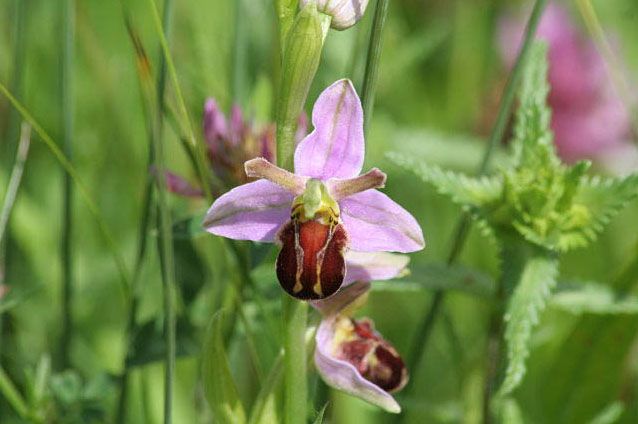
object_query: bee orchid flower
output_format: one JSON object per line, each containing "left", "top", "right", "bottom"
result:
{"left": 203, "top": 79, "right": 424, "bottom": 300}
{"left": 313, "top": 281, "right": 408, "bottom": 413}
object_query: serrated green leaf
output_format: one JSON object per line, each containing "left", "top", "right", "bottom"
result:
{"left": 499, "top": 252, "right": 559, "bottom": 396}
{"left": 551, "top": 282, "right": 638, "bottom": 315}
{"left": 573, "top": 173, "right": 638, "bottom": 243}
{"left": 511, "top": 42, "right": 556, "bottom": 169}
{"left": 202, "top": 311, "right": 247, "bottom": 424}
{"left": 387, "top": 152, "right": 502, "bottom": 210}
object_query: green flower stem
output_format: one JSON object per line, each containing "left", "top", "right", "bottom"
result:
{"left": 274, "top": 8, "right": 326, "bottom": 423}
{"left": 360, "top": 0, "right": 390, "bottom": 134}
{"left": 401, "top": 0, "right": 548, "bottom": 408}
{"left": 60, "top": 0, "right": 75, "bottom": 370}
{"left": 282, "top": 296, "right": 308, "bottom": 424}
{"left": 482, "top": 239, "right": 526, "bottom": 424}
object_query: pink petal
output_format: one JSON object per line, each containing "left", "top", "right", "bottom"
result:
{"left": 203, "top": 180, "right": 293, "bottom": 242}
{"left": 294, "top": 79, "right": 364, "bottom": 180}
{"left": 314, "top": 318, "right": 401, "bottom": 413}
{"left": 340, "top": 190, "right": 425, "bottom": 253}
{"left": 344, "top": 252, "right": 410, "bottom": 285}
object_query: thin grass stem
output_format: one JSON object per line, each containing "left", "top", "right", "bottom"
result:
{"left": 0, "top": 365, "right": 29, "bottom": 420}
{"left": 145, "top": 0, "right": 213, "bottom": 200}
{"left": 360, "top": 0, "right": 390, "bottom": 134}
{"left": 59, "top": 0, "right": 76, "bottom": 370}
{"left": 146, "top": 0, "right": 178, "bottom": 422}
{"left": 0, "top": 83, "right": 131, "bottom": 302}
{"left": 0, "top": 123, "right": 31, "bottom": 246}
{"left": 576, "top": 0, "right": 638, "bottom": 141}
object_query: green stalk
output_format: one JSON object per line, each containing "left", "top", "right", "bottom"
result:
{"left": 401, "top": 0, "right": 548, "bottom": 408}
{"left": 0, "top": 0, "right": 28, "bottom": 364}
{"left": 115, "top": 138, "right": 156, "bottom": 423}
{"left": 145, "top": 0, "right": 212, "bottom": 200}
{"left": 3, "top": 0, "right": 27, "bottom": 161}
{"left": 0, "top": 124, "right": 31, "bottom": 247}
{"left": 59, "top": 0, "right": 75, "bottom": 370}
{"left": 274, "top": 9, "right": 321, "bottom": 421}
{"left": 282, "top": 296, "right": 308, "bottom": 424}
{"left": 0, "top": 365, "right": 29, "bottom": 420}
{"left": 150, "top": 0, "right": 177, "bottom": 422}
{"left": 360, "top": 0, "right": 390, "bottom": 134}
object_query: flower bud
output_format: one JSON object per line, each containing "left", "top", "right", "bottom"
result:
{"left": 300, "top": 0, "right": 370, "bottom": 30}
{"left": 276, "top": 2, "right": 329, "bottom": 170}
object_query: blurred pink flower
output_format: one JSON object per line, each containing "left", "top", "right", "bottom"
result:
{"left": 166, "top": 100, "right": 309, "bottom": 197}
{"left": 498, "top": 2, "right": 633, "bottom": 163}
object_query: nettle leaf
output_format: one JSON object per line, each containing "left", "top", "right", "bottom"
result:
{"left": 387, "top": 152, "right": 502, "bottom": 211}
{"left": 573, "top": 173, "right": 638, "bottom": 243}
{"left": 511, "top": 42, "right": 555, "bottom": 169}
{"left": 202, "top": 311, "right": 247, "bottom": 424}
{"left": 551, "top": 282, "right": 638, "bottom": 315}
{"left": 498, "top": 252, "right": 559, "bottom": 396}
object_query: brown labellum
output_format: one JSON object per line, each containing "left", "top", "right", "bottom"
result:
{"left": 337, "top": 318, "right": 408, "bottom": 393}
{"left": 276, "top": 219, "right": 348, "bottom": 300}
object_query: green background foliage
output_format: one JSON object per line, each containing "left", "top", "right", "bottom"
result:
{"left": 1, "top": 0, "right": 638, "bottom": 422}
